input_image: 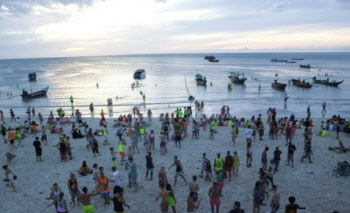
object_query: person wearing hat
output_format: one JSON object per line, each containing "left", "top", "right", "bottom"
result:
{"left": 214, "top": 153, "right": 224, "bottom": 174}
{"left": 228, "top": 201, "right": 245, "bottom": 213}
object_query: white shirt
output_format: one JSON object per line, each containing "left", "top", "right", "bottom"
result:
{"left": 245, "top": 128, "right": 253, "bottom": 139}
{"left": 113, "top": 171, "right": 121, "bottom": 186}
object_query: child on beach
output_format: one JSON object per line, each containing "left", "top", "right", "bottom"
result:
{"left": 110, "top": 147, "right": 118, "bottom": 167}
{"left": 118, "top": 139, "right": 126, "bottom": 163}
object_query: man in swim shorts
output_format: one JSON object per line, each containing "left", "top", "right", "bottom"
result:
{"left": 79, "top": 187, "right": 98, "bottom": 213}
{"left": 209, "top": 182, "right": 221, "bottom": 213}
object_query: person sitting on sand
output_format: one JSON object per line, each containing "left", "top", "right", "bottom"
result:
{"left": 79, "top": 161, "right": 93, "bottom": 176}
{"left": 329, "top": 140, "right": 348, "bottom": 153}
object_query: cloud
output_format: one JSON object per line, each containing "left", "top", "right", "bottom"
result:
{"left": 0, "top": 0, "right": 95, "bottom": 15}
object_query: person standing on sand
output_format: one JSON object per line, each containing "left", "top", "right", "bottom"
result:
{"left": 231, "top": 125, "right": 237, "bottom": 145}
{"left": 168, "top": 156, "right": 186, "bottom": 185}
{"left": 146, "top": 152, "right": 155, "bottom": 180}
{"left": 118, "top": 139, "right": 126, "bottom": 163}
{"left": 67, "top": 173, "right": 80, "bottom": 207}
{"left": 189, "top": 175, "right": 199, "bottom": 203}
{"left": 3, "top": 165, "right": 16, "bottom": 192}
{"left": 208, "top": 182, "right": 221, "bottom": 213}
{"left": 103, "top": 125, "right": 109, "bottom": 145}
{"left": 246, "top": 143, "right": 252, "bottom": 167}
{"left": 187, "top": 191, "right": 201, "bottom": 213}
{"left": 49, "top": 183, "right": 62, "bottom": 210}
{"left": 156, "top": 183, "right": 168, "bottom": 213}
{"left": 301, "top": 140, "right": 313, "bottom": 163}
{"left": 273, "top": 147, "right": 282, "bottom": 173}
{"left": 166, "top": 184, "right": 177, "bottom": 213}
{"left": 287, "top": 142, "right": 296, "bottom": 167}
{"left": 158, "top": 166, "right": 168, "bottom": 187}
{"left": 285, "top": 123, "right": 292, "bottom": 145}
{"left": 33, "top": 137, "right": 43, "bottom": 162}
{"left": 224, "top": 151, "right": 234, "bottom": 181}
{"left": 285, "top": 196, "right": 306, "bottom": 212}
{"left": 112, "top": 187, "right": 130, "bottom": 213}
{"left": 110, "top": 166, "right": 121, "bottom": 187}
{"left": 261, "top": 147, "right": 269, "bottom": 171}
{"left": 270, "top": 185, "right": 280, "bottom": 213}
{"left": 48, "top": 192, "right": 69, "bottom": 213}
{"left": 148, "top": 109, "right": 153, "bottom": 124}
{"left": 41, "top": 125, "right": 47, "bottom": 145}
{"left": 233, "top": 151, "right": 240, "bottom": 175}
{"left": 214, "top": 153, "right": 224, "bottom": 174}
{"left": 99, "top": 172, "right": 110, "bottom": 204}
{"left": 246, "top": 125, "right": 253, "bottom": 144}
{"left": 79, "top": 187, "right": 99, "bottom": 213}
{"left": 9, "top": 109, "right": 16, "bottom": 122}
{"left": 306, "top": 105, "right": 311, "bottom": 119}
{"left": 253, "top": 181, "right": 264, "bottom": 213}
{"left": 1, "top": 125, "right": 7, "bottom": 144}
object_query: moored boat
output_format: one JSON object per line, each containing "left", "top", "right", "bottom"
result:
{"left": 299, "top": 64, "right": 311, "bottom": 69}
{"left": 271, "top": 58, "right": 287, "bottom": 62}
{"left": 195, "top": 74, "right": 207, "bottom": 86}
{"left": 291, "top": 79, "right": 312, "bottom": 88}
{"left": 204, "top": 55, "right": 216, "bottom": 60}
{"left": 28, "top": 72, "right": 36, "bottom": 81}
{"left": 228, "top": 72, "right": 247, "bottom": 84}
{"left": 292, "top": 58, "right": 304, "bottom": 60}
{"left": 312, "top": 76, "right": 344, "bottom": 87}
{"left": 208, "top": 58, "right": 219, "bottom": 62}
{"left": 21, "top": 86, "right": 49, "bottom": 99}
{"left": 133, "top": 69, "right": 146, "bottom": 79}
{"left": 271, "top": 80, "right": 287, "bottom": 90}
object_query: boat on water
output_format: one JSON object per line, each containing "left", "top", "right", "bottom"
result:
{"left": 28, "top": 72, "right": 36, "bottom": 81}
{"left": 21, "top": 86, "right": 49, "bottom": 99}
{"left": 208, "top": 58, "right": 219, "bottom": 62}
{"left": 271, "top": 80, "right": 287, "bottom": 90}
{"left": 292, "top": 58, "right": 304, "bottom": 60}
{"left": 299, "top": 64, "right": 311, "bottom": 69}
{"left": 291, "top": 79, "right": 312, "bottom": 88}
{"left": 286, "top": 60, "right": 297, "bottom": 63}
{"left": 228, "top": 72, "right": 247, "bottom": 84}
{"left": 133, "top": 69, "right": 146, "bottom": 79}
{"left": 204, "top": 55, "right": 216, "bottom": 60}
{"left": 195, "top": 74, "right": 207, "bottom": 86}
{"left": 271, "top": 58, "right": 287, "bottom": 62}
{"left": 312, "top": 76, "right": 344, "bottom": 87}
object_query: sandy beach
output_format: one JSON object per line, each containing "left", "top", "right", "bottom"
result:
{"left": 0, "top": 113, "right": 349, "bottom": 213}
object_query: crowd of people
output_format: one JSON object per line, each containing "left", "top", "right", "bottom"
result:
{"left": 1, "top": 102, "right": 348, "bottom": 213}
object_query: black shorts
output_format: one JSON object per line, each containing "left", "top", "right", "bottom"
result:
{"left": 35, "top": 148, "right": 42, "bottom": 156}
{"left": 41, "top": 135, "right": 47, "bottom": 141}
{"left": 10, "top": 140, "right": 14, "bottom": 144}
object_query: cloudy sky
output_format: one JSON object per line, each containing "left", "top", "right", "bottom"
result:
{"left": 0, "top": 0, "right": 350, "bottom": 58}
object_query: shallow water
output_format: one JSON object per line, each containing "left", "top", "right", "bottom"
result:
{"left": 0, "top": 53, "right": 349, "bottom": 118}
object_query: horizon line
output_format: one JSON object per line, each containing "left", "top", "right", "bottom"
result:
{"left": 1, "top": 51, "right": 349, "bottom": 61}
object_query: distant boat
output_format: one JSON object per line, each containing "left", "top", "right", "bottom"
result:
{"left": 312, "top": 76, "right": 344, "bottom": 87}
{"left": 291, "top": 79, "right": 312, "bottom": 88}
{"left": 292, "top": 58, "right": 304, "bottom": 60}
{"left": 195, "top": 74, "right": 207, "bottom": 86}
{"left": 271, "top": 58, "right": 287, "bottom": 62}
{"left": 299, "top": 64, "right": 311, "bottom": 69}
{"left": 228, "top": 72, "right": 247, "bottom": 84}
{"left": 21, "top": 86, "right": 49, "bottom": 99}
{"left": 204, "top": 55, "right": 216, "bottom": 60}
{"left": 271, "top": 80, "right": 287, "bottom": 90}
{"left": 133, "top": 69, "right": 146, "bottom": 79}
{"left": 286, "top": 60, "right": 297, "bottom": 63}
{"left": 28, "top": 72, "right": 36, "bottom": 81}
{"left": 208, "top": 58, "right": 219, "bottom": 62}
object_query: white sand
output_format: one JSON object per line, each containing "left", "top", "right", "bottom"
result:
{"left": 0, "top": 115, "right": 349, "bottom": 213}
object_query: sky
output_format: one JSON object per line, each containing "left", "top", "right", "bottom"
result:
{"left": 0, "top": 0, "right": 350, "bottom": 59}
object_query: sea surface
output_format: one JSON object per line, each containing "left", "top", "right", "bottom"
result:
{"left": 0, "top": 53, "right": 349, "bottom": 118}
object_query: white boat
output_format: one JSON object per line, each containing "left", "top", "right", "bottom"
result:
{"left": 133, "top": 69, "right": 146, "bottom": 79}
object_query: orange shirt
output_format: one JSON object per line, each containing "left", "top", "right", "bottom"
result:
{"left": 9, "top": 131, "right": 14, "bottom": 140}
{"left": 99, "top": 176, "right": 110, "bottom": 191}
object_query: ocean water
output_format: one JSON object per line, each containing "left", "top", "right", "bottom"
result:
{"left": 0, "top": 53, "right": 349, "bottom": 118}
